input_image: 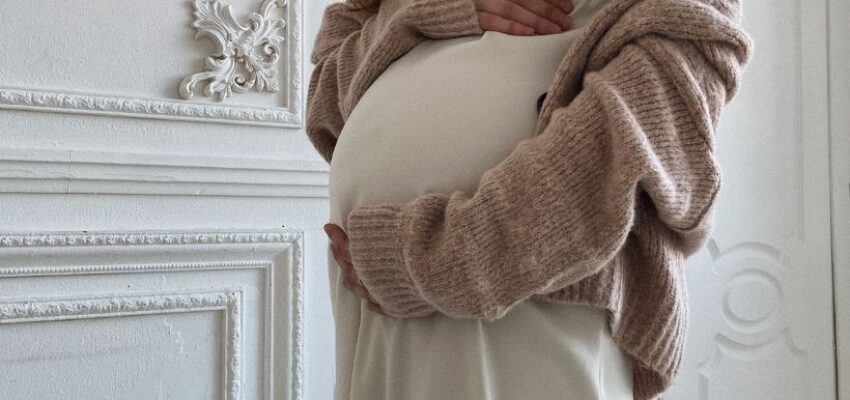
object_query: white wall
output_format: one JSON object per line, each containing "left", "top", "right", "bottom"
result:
{"left": 0, "top": 0, "right": 338, "bottom": 398}
{"left": 660, "top": 0, "right": 837, "bottom": 397}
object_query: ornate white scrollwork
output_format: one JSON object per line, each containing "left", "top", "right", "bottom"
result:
{"left": 180, "top": 0, "right": 288, "bottom": 101}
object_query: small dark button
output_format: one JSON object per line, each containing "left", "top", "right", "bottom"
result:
{"left": 536, "top": 92, "right": 547, "bottom": 114}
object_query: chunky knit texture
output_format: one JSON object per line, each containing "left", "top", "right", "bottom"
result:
{"left": 306, "top": 0, "right": 752, "bottom": 399}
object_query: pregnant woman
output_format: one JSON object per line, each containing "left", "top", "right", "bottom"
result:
{"left": 307, "top": 0, "right": 751, "bottom": 399}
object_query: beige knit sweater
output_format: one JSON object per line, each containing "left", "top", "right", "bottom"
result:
{"left": 306, "top": 0, "right": 752, "bottom": 398}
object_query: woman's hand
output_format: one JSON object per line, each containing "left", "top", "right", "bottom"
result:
{"left": 474, "top": 0, "right": 573, "bottom": 36}
{"left": 324, "top": 221, "right": 386, "bottom": 315}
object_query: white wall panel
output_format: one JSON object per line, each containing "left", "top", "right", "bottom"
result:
{"left": 0, "top": 229, "right": 304, "bottom": 400}
{"left": 0, "top": 0, "right": 303, "bottom": 127}
{"left": 0, "top": 0, "right": 336, "bottom": 397}
{"left": 0, "top": 147, "right": 328, "bottom": 198}
{"left": 663, "top": 0, "right": 837, "bottom": 398}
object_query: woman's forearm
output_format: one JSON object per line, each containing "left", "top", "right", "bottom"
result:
{"left": 344, "top": 0, "right": 753, "bottom": 321}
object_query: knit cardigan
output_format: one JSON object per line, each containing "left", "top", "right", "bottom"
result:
{"left": 306, "top": 0, "right": 752, "bottom": 398}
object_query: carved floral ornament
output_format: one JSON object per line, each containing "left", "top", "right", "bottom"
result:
{"left": 179, "top": 0, "right": 288, "bottom": 101}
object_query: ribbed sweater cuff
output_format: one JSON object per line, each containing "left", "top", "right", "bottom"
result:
{"left": 407, "top": 0, "right": 484, "bottom": 39}
{"left": 346, "top": 204, "right": 437, "bottom": 318}
{"left": 632, "top": 362, "right": 667, "bottom": 400}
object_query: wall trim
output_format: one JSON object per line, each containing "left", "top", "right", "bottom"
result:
{"left": 0, "top": 228, "right": 304, "bottom": 400}
{"left": 0, "top": 289, "right": 245, "bottom": 399}
{"left": 0, "top": 0, "right": 302, "bottom": 128}
{"left": 0, "top": 147, "right": 329, "bottom": 198}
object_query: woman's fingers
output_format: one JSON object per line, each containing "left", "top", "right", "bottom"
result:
{"left": 328, "top": 240, "right": 341, "bottom": 263}
{"left": 343, "top": 277, "right": 369, "bottom": 300}
{"left": 480, "top": 0, "right": 561, "bottom": 34}
{"left": 336, "top": 255, "right": 360, "bottom": 292}
{"left": 351, "top": 279, "right": 379, "bottom": 305}
{"left": 341, "top": 264, "right": 379, "bottom": 303}
{"left": 326, "top": 223, "right": 385, "bottom": 314}
{"left": 332, "top": 241, "right": 382, "bottom": 306}
{"left": 547, "top": 0, "right": 573, "bottom": 14}
{"left": 513, "top": 0, "right": 572, "bottom": 30}
{"left": 368, "top": 302, "right": 385, "bottom": 315}
{"left": 478, "top": 11, "right": 535, "bottom": 35}
{"left": 342, "top": 275, "right": 385, "bottom": 315}
{"left": 325, "top": 224, "right": 351, "bottom": 264}
{"left": 476, "top": 0, "right": 571, "bottom": 35}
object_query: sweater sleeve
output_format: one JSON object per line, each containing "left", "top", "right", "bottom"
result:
{"left": 345, "top": 1, "right": 752, "bottom": 320}
{"left": 306, "top": 0, "right": 483, "bottom": 164}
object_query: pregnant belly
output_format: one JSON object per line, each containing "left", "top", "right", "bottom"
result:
{"left": 321, "top": 5, "right": 634, "bottom": 398}
{"left": 328, "top": 30, "right": 571, "bottom": 222}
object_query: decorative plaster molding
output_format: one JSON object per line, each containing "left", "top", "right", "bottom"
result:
{"left": 0, "top": 260, "right": 269, "bottom": 277}
{"left": 288, "top": 226, "right": 304, "bottom": 400}
{"left": 0, "top": 147, "right": 329, "bottom": 198}
{"left": 180, "top": 0, "right": 288, "bottom": 102}
{"left": 0, "top": 230, "right": 299, "bottom": 248}
{"left": 0, "top": 0, "right": 302, "bottom": 127}
{"left": 0, "top": 229, "right": 304, "bottom": 400}
{"left": 0, "top": 290, "right": 244, "bottom": 399}
{"left": 0, "top": 289, "right": 240, "bottom": 323}
{"left": 0, "top": 86, "right": 299, "bottom": 126}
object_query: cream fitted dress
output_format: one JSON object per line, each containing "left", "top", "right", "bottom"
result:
{"left": 326, "top": 0, "right": 632, "bottom": 399}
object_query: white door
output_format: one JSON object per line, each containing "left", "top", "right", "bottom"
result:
{"left": 663, "top": 0, "right": 838, "bottom": 398}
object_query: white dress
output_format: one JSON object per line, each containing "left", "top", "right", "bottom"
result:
{"left": 326, "top": 1, "right": 633, "bottom": 399}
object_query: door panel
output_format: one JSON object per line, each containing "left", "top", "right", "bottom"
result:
{"left": 0, "top": 230, "right": 304, "bottom": 400}
{"left": 664, "top": 1, "right": 836, "bottom": 398}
